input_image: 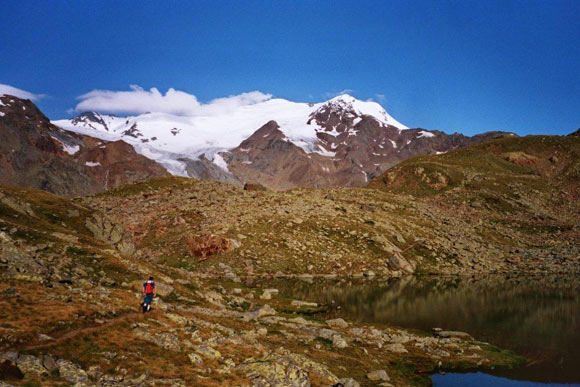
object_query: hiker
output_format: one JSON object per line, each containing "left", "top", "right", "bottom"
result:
{"left": 142, "top": 276, "right": 157, "bottom": 313}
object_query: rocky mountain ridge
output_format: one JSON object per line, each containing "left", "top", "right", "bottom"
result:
{"left": 0, "top": 95, "right": 168, "bottom": 197}
{"left": 54, "top": 94, "right": 513, "bottom": 190}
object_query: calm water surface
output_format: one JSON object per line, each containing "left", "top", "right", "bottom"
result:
{"left": 262, "top": 275, "right": 580, "bottom": 385}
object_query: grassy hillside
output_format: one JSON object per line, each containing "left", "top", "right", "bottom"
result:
{"left": 368, "top": 135, "right": 580, "bottom": 198}
{"left": 0, "top": 184, "right": 526, "bottom": 386}
{"left": 3, "top": 133, "right": 579, "bottom": 384}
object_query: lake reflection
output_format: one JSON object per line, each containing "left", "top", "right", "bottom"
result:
{"left": 264, "top": 275, "right": 580, "bottom": 384}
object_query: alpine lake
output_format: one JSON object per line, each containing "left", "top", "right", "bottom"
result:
{"left": 256, "top": 274, "right": 580, "bottom": 386}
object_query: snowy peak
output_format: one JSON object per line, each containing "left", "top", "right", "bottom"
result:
{"left": 71, "top": 112, "right": 112, "bottom": 131}
{"left": 51, "top": 92, "right": 424, "bottom": 187}
{"left": 69, "top": 112, "right": 129, "bottom": 133}
{"left": 311, "top": 94, "right": 408, "bottom": 131}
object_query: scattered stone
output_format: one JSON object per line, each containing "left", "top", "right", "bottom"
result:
{"left": 434, "top": 330, "right": 473, "bottom": 340}
{"left": 196, "top": 346, "right": 222, "bottom": 360}
{"left": 133, "top": 329, "right": 181, "bottom": 352}
{"left": 87, "top": 365, "right": 103, "bottom": 380}
{"left": 336, "top": 378, "right": 361, "bottom": 387}
{"left": 42, "top": 355, "right": 58, "bottom": 372}
{"left": 57, "top": 359, "right": 89, "bottom": 384}
{"left": 0, "top": 353, "right": 18, "bottom": 363}
{"left": 326, "top": 318, "right": 349, "bottom": 329}
{"left": 237, "top": 352, "right": 338, "bottom": 386}
{"left": 16, "top": 355, "right": 47, "bottom": 376}
{"left": 250, "top": 304, "right": 277, "bottom": 319}
{"left": 188, "top": 353, "right": 203, "bottom": 365}
{"left": 332, "top": 335, "right": 348, "bottom": 349}
{"left": 38, "top": 333, "right": 53, "bottom": 342}
{"left": 166, "top": 313, "right": 188, "bottom": 326}
{"left": 291, "top": 300, "right": 318, "bottom": 308}
{"left": 367, "top": 369, "right": 390, "bottom": 382}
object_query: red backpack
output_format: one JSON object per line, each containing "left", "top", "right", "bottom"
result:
{"left": 144, "top": 281, "right": 155, "bottom": 294}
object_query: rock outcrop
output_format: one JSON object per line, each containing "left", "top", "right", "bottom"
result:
{"left": 0, "top": 94, "right": 168, "bottom": 197}
{"left": 223, "top": 99, "right": 510, "bottom": 190}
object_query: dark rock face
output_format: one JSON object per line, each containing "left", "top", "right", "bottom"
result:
{"left": 0, "top": 95, "right": 168, "bottom": 197}
{"left": 70, "top": 111, "right": 114, "bottom": 131}
{"left": 243, "top": 182, "right": 267, "bottom": 191}
{"left": 224, "top": 100, "right": 511, "bottom": 190}
{"left": 225, "top": 121, "right": 337, "bottom": 190}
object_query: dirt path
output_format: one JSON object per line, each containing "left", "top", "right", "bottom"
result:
{"left": 22, "top": 311, "right": 144, "bottom": 351}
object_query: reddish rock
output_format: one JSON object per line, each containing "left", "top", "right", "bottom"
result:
{"left": 0, "top": 95, "right": 168, "bottom": 197}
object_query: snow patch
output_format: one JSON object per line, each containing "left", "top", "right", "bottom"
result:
{"left": 50, "top": 136, "right": 81, "bottom": 155}
{"left": 63, "top": 144, "right": 80, "bottom": 155}
{"left": 390, "top": 140, "right": 397, "bottom": 149}
{"left": 418, "top": 131, "right": 435, "bottom": 138}
{"left": 212, "top": 153, "right": 229, "bottom": 172}
{"left": 85, "top": 161, "right": 101, "bottom": 167}
{"left": 139, "top": 146, "right": 164, "bottom": 160}
{"left": 313, "top": 146, "right": 336, "bottom": 157}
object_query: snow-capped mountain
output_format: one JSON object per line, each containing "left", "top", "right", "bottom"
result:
{"left": 0, "top": 95, "right": 167, "bottom": 197}
{"left": 53, "top": 95, "right": 404, "bottom": 172}
{"left": 53, "top": 94, "right": 508, "bottom": 189}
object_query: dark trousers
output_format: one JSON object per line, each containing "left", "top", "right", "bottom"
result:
{"left": 144, "top": 293, "right": 153, "bottom": 305}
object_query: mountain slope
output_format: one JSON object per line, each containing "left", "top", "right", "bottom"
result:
{"left": 0, "top": 95, "right": 168, "bottom": 197}
{"left": 54, "top": 94, "right": 510, "bottom": 190}
{"left": 366, "top": 135, "right": 580, "bottom": 273}
{"left": 0, "top": 184, "right": 524, "bottom": 386}
{"left": 368, "top": 134, "right": 580, "bottom": 197}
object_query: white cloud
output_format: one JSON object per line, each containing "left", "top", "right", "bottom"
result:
{"left": 0, "top": 84, "right": 45, "bottom": 100}
{"left": 74, "top": 85, "right": 272, "bottom": 116}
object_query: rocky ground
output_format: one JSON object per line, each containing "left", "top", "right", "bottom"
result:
{"left": 1, "top": 134, "right": 578, "bottom": 386}
{"left": 0, "top": 184, "right": 525, "bottom": 386}
{"left": 82, "top": 172, "right": 579, "bottom": 279}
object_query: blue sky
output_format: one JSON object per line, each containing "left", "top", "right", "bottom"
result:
{"left": 1, "top": 1, "right": 579, "bottom": 135}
